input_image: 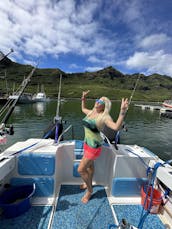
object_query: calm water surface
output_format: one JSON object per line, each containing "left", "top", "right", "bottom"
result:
{"left": 2, "top": 100, "right": 172, "bottom": 161}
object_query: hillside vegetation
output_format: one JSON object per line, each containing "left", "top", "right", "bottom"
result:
{"left": 0, "top": 56, "right": 172, "bottom": 102}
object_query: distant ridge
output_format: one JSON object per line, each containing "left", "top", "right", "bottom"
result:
{"left": 0, "top": 55, "right": 171, "bottom": 80}
{"left": 0, "top": 56, "right": 172, "bottom": 101}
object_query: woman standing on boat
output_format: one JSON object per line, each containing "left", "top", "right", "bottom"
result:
{"left": 78, "top": 90, "right": 129, "bottom": 204}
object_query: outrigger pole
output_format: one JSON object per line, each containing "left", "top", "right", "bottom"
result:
{"left": 0, "top": 64, "right": 38, "bottom": 138}
{"left": 1, "top": 66, "right": 37, "bottom": 125}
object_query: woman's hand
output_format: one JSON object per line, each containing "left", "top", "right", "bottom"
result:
{"left": 82, "top": 90, "right": 90, "bottom": 99}
{"left": 120, "top": 98, "right": 129, "bottom": 113}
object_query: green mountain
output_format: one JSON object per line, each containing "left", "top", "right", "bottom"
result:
{"left": 0, "top": 56, "right": 172, "bottom": 102}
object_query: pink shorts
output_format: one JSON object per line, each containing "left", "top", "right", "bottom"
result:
{"left": 83, "top": 143, "right": 101, "bottom": 160}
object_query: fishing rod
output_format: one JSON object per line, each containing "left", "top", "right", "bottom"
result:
{"left": 101, "top": 73, "right": 142, "bottom": 147}
{"left": 56, "top": 73, "right": 62, "bottom": 118}
{"left": 43, "top": 74, "right": 64, "bottom": 141}
{"left": 54, "top": 74, "right": 64, "bottom": 143}
{"left": 1, "top": 65, "right": 37, "bottom": 124}
{"left": 128, "top": 73, "right": 141, "bottom": 106}
{"left": 0, "top": 49, "right": 14, "bottom": 62}
{"left": 121, "top": 73, "right": 142, "bottom": 132}
{"left": 0, "top": 64, "right": 38, "bottom": 141}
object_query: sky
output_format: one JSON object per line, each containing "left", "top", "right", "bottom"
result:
{"left": 0, "top": 0, "right": 172, "bottom": 76}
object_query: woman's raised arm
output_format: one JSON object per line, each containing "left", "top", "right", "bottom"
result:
{"left": 105, "top": 98, "right": 128, "bottom": 130}
{"left": 81, "top": 90, "right": 92, "bottom": 115}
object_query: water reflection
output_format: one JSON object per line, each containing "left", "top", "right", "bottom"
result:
{"left": 1, "top": 100, "right": 172, "bottom": 161}
{"left": 13, "top": 105, "right": 21, "bottom": 115}
{"left": 34, "top": 102, "right": 46, "bottom": 116}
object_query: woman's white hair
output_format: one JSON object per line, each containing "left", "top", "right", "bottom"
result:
{"left": 96, "top": 97, "right": 112, "bottom": 130}
{"left": 87, "top": 96, "right": 112, "bottom": 130}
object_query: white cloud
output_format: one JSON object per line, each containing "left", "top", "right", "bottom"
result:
{"left": 126, "top": 50, "right": 172, "bottom": 76}
{"left": 120, "top": 0, "right": 141, "bottom": 23}
{"left": 139, "top": 33, "right": 171, "bottom": 48}
{"left": 87, "top": 54, "right": 116, "bottom": 69}
{"left": 85, "top": 66, "right": 103, "bottom": 72}
{"left": 0, "top": 0, "right": 171, "bottom": 76}
{"left": 0, "top": 0, "right": 116, "bottom": 64}
{"left": 69, "top": 63, "right": 79, "bottom": 69}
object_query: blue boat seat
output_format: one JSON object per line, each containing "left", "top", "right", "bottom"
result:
{"left": 74, "top": 140, "right": 84, "bottom": 159}
{"left": 18, "top": 153, "right": 55, "bottom": 176}
{"left": 112, "top": 178, "right": 148, "bottom": 197}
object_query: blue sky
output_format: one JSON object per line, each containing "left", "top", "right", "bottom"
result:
{"left": 0, "top": 0, "right": 172, "bottom": 76}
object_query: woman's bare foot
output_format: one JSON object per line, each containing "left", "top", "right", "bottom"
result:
{"left": 80, "top": 183, "right": 87, "bottom": 190}
{"left": 81, "top": 191, "right": 92, "bottom": 204}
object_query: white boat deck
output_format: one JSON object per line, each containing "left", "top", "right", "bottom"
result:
{"left": 0, "top": 139, "right": 171, "bottom": 228}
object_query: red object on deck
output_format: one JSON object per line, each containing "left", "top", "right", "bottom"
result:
{"left": 141, "top": 185, "right": 162, "bottom": 214}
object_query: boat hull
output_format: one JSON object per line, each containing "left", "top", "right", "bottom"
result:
{"left": 9, "top": 93, "right": 35, "bottom": 104}
{"left": 0, "top": 139, "right": 171, "bottom": 228}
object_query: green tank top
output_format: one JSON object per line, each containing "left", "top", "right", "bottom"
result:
{"left": 82, "top": 117, "right": 103, "bottom": 148}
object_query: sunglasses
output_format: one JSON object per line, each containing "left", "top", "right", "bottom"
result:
{"left": 96, "top": 99, "right": 105, "bottom": 105}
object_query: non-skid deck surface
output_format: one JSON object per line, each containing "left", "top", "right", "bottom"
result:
{"left": 0, "top": 206, "right": 52, "bottom": 229}
{"left": 113, "top": 204, "right": 165, "bottom": 229}
{"left": 51, "top": 185, "right": 114, "bottom": 229}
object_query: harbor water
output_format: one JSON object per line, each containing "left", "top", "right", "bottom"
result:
{"left": 1, "top": 99, "right": 172, "bottom": 161}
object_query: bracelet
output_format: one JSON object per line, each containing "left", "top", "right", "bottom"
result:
{"left": 81, "top": 97, "right": 86, "bottom": 101}
{"left": 120, "top": 111, "right": 126, "bottom": 116}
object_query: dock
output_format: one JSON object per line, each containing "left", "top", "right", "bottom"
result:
{"left": 134, "top": 104, "right": 172, "bottom": 118}
{"left": 134, "top": 104, "right": 162, "bottom": 111}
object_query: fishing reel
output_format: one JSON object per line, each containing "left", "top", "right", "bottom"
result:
{"left": 43, "top": 115, "right": 66, "bottom": 140}
{"left": 54, "top": 115, "right": 66, "bottom": 125}
{"left": 0, "top": 123, "right": 14, "bottom": 146}
{"left": 0, "top": 123, "right": 14, "bottom": 136}
{"left": 122, "top": 122, "right": 128, "bottom": 132}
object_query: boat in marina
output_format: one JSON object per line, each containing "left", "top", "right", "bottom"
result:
{"left": 9, "top": 93, "right": 35, "bottom": 104}
{"left": 32, "top": 85, "right": 49, "bottom": 103}
{"left": 160, "top": 100, "right": 172, "bottom": 118}
{"left": 0, "top": 136, "right": 171, "bottom": 228}
{"left": 32, "top": 92, "right": 47, "bottom": 102}
{"left": 0, "top": 76, "right": 171, "bottom": 229}
{"left": 160, "top": 107, "right": 172, "bottom": 118}
{"left": 162, "top": 100, "right": 172, "bottom": 109}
